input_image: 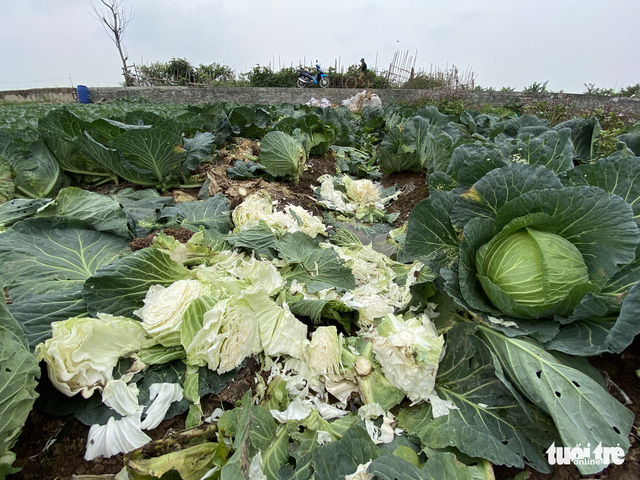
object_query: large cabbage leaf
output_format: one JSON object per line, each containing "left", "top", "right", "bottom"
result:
{"left": 84, "top": 248, "right": 192, "bottom": 318}
{"left": 38, "top": 108, "right": 113, "bottom": 178}
{"left": 0, "top": 299, "right": 39, "bottom": 478}
{"left": 554, "top": 117, "right": 601, "bottom": 163}
{"left": 0, "top": 218, "right": 129, "bottom": 302}
{"left": 276, "top": 232, "right": 356, "bottom": 293}
{"left": 562, "top": 155, "right": 640, "bottom": 226}
{"left": 9, "top": 139, "right": 62, "bottom": 198}
{"left": 0, "top": 218, "right": 129, "bottom": 349}
{"left": 479, "top": 326, "right": 634, "bottom": 476}
{"left": 398, "top": 324, "right": 552, "bottom": 472}
{"left": 36, "top": 186, "right": 131, "bottom": 238}
{"left": 378, "top": 116, "right": 457, "bottom": 174}
{"left": 74, "top": 128, "right": 186, "bottom": 187}
{"left": 258, "top": 131, "right": 306, "bottom": 181}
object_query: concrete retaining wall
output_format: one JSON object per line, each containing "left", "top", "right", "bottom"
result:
{"left": 86, "top": 86, "right": 640, "bottom": 114}
{"left": 2, "top": 86, "right": 639, "bottom": 115}
{"left": 0, "top": 87, "right": 77, "bottom": 103}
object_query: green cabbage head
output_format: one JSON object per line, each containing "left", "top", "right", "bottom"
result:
{"left": 475, "top": 227, "right": 591, "bottom": 319}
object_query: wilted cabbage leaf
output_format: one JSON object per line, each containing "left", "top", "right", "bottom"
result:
{"left": 36, "top": 314, "right": 154, "bottom": 398}
{"left": 134, "top": 279, "right": 211, "bottom": 347}
{"left": 183, "top": 294, "right": 260, "bottom": 374}
{"left": 370, "top": 313, "right": 444, "bottom": 403}
{"left": 232, "top": 190, "right": 326, "bottom": 238}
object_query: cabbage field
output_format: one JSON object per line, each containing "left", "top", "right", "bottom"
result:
{"left": 1, "top": 99, "right": 640, "bottom": 480}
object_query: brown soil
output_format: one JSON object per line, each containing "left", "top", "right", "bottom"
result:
{"left": 381, "top": 170, "right": 430, "bottom": 223}
{"left": 129, "top": 228, "right": 196, "bottom": 251}
{"left": 11, "top": 357, "right": 261, "bottom": 480}
{"left": 8, "top": 144, "right": 640, "bottom": 479}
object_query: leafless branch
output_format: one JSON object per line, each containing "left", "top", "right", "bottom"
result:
{"left": 89, "top": 0, "right": 135, "bottom": 85}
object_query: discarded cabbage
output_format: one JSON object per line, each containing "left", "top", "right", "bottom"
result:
{"left": 245, "top": 289, "right": 309, "bottom": 360}
{"left": 184, "top": 294, "right": 260, "bottom": 374}
{"left": 232, "top": 190, "right": 325, "bottom": 238}
{"left": 36, "top": 314, "right": 153, "bottom": 398}
{"left": 84, "top": 410, "right": 151, "bottom": 461}
{"left": 308, "top": 326, "right": 342, "bottom": 377}
{"left": 134, "top": 279, "right": 210, "bottom": 347}
{"left": 370, "top": 313, "right": 444, "bottom": 403}
{"left": 327, "top": 239, "right": 425, "bottom": 326}
{"left": 314, "top": 174, "right": 400, "bottom": 223}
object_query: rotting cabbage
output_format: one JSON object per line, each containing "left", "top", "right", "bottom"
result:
{"left": 134, "top": 279, "right": 211, "bottom": 347}
{"left": 314, "top": 174, "right": 400, "bottom": 223}
{"left": 183, "top": 286, "right": 308, "bottom": 374}
{"left": 231, "top": 190, "right": 273, "bottom": 230}
{"left": 232, "top": 190, "right": 326, "bottom": 238}
{"left": 183, "top": 294, "right": 260, "bottom": 374}
{"left": 36, "top": 314, "right": 153, "bottom": 398}
{"left": 244, "top": 288, "right": 309, "bottom": 361}
{"left": 308, "top": 326, "right": 343, "bottom": 377}
{"left": 194, "top": 249, "right": 286, "bottom": 297}
{"left": 338, "top": 337, "right": 406, "bottom": 411}
{"left": 324, "top": 236, "right": 428, "bottom": 326}
{"left": 369, "top": 313, "right": 444, "bottom": 403}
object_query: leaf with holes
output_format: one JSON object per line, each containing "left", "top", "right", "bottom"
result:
{"left": 398, "top": 324, "right": 553, "bottom": 473}
{"left": 478, "top": 325, "right": 634, "bottom": 475}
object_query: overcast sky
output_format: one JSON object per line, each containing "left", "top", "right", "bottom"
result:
{"left": 1, "top": 0, "right": 639, "bottom": 93}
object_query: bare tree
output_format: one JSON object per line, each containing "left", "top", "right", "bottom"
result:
{"left": 90, "top": 0, "right": 135, "bottom": 86}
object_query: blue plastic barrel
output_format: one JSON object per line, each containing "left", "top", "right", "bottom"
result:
{"left": 77, "top": 85, "right": 90, "bottom": 104}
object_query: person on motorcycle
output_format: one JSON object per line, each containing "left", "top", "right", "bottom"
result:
{"left": 358, "top": 58, "right": 368, "bottom": 87}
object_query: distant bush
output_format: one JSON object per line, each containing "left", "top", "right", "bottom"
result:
{"left": 404, "top": 73, "right": 449, "bottom": 90}
{"left": 137, "top": 59, "right": 240, "bottom": 86}
{"left": 165, "top": 58, "right": 195, "bottom": 85}
{"left": 195, "top": 63, "right": 237, "bottom": 86}
{"left": 241, "top": 65, "right": 298, "bottom": 87}
{"left": 523, "top": 81, "right": 549, "bottom": 93}
{"left": 403, "top": 65, "right": 476, "bottom": 90}
{"left": 585, "top": 82, "right": 640, "bottom": 98}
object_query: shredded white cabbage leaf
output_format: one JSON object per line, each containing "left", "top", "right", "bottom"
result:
{"left": 84, "top": 410, "right": 151, "bottom": 461}
{"left": 102, "top": 379, "right": 140, "bottom": 417}
{"left": 141, "top": 383, "right": 184, "bottom": 430}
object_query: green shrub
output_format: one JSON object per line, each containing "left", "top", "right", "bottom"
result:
{"left": 523, "top": 81, "right": 549, "bottom": 93}
{"left": 195, "top": 63, "right": 237, "bottom": 86}
{"left": 242, "top": 65, "right": 298, "bottom": 88}
{"left": 166, "top": 58, "right": 196, "bottom": 85}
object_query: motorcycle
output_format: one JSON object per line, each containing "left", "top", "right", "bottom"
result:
{"left": 296, "top": 63, "right": 330, "bottom": 88}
